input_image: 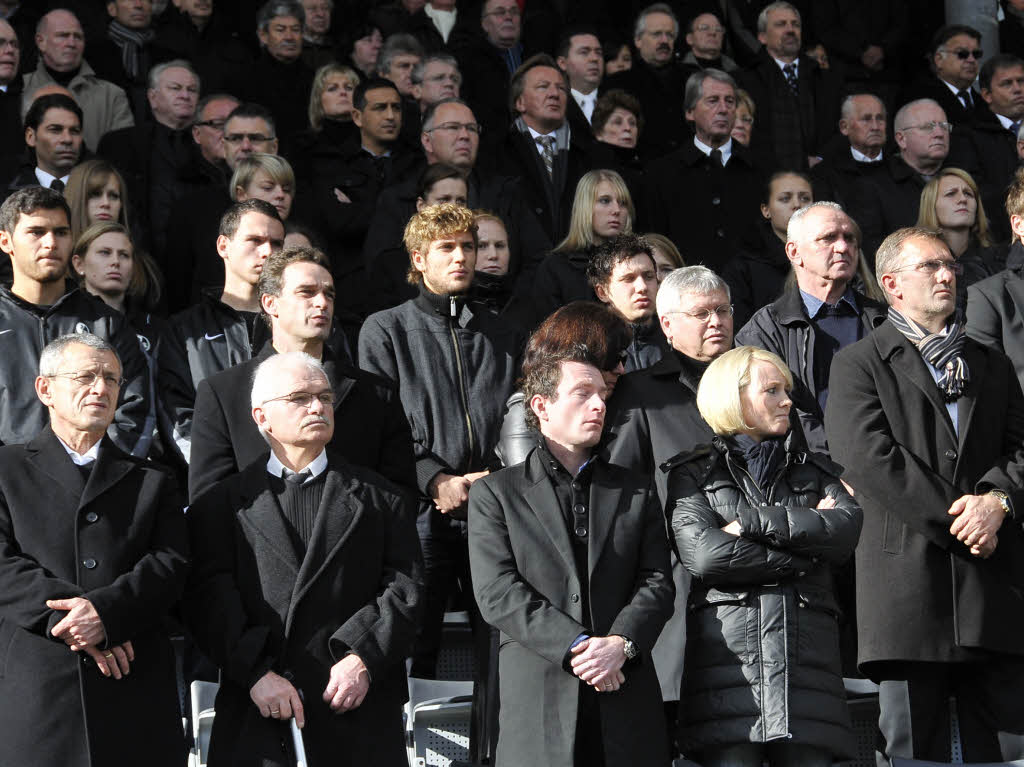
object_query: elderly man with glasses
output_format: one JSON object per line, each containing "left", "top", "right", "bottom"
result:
{"left": 185, "top": 349, "right": 422, "bottom": 767}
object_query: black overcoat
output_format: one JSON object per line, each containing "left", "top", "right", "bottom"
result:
{"left": 0, "top": 429, "right": 189, "bottom": 767}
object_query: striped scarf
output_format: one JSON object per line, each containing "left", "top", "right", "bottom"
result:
{"left": 888, "top": 307, "right": 970, "bottom": 401}
{"left": 108, "top": 21, "right": 154, "bottom": 80}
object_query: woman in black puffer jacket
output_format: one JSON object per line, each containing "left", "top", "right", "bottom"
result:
{"left": 665, "top": 346, "right": 862, "bottom": 767}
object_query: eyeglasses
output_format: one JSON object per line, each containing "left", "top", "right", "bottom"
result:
{"left": 260, "top": 390, "right": 336, "bottom": 408}
{"left": 888, "top": 259, "right": 964, "bottom": 276}
{"left": 484, "top": 7, "right": 521, "bottom": 18}
{"left": 942, "top": 47, "right": 983, "bottom": 60}
{"left": 604, "top": 349, "right": 629, "bottom": 370}
{"left": 694, "top": 24, "right": 724, "bottom": 34}
{"left": 224, "top": 133, "right": 275, "bottom": 144}
{"left": 427, "top": 122, "right": 483, "bottom": 135}
{"left": 48, "top": 371, "right": 124, "bottom": 388}
{"left": 0, "top": 38, "right": 19, "bottom": 51}
{"left": 899, "top": 121, "right": 953, "bottom": 134}
{"left": 670, "top": 304, "right": 734, "bottom": 323}
{"left": 195, "top": 119, "right": 227, "bottom": 130}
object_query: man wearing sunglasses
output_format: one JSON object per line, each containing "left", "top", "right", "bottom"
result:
{"left": 827, "top": 226, "right": 1024, "bottom": 765}
{"left": 907, "top": 24, "right": 988, "bottom": 128}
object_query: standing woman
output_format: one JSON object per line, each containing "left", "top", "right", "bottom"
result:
{"left": 65, "top": 159, "right": 131, "bottom": 239}
{"left": 667, "top": 346, "right": 861, "bottom": 767}
{"left": 532, "top": 169, "right": 635, "bottom": 323}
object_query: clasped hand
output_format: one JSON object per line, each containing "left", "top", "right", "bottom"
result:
{"left": 948, "top": 493, "right": 1005, "bottom": 558}
{"left": 48, "top": 596, "right": 134, "bottom": 679}
{"left": 570, "top": 636, "right": 626, "bottom": 692}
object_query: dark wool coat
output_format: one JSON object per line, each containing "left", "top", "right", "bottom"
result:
{"left": 825, "top": 321, "right": 1024, "bottom": 672}
{"left": 468, "top": 449, "right": 675, "bottom": 767}
{"left": 666, "top": 434, "right": 861, "bottom": 759}
{"left": 184, "top": 455, "right": 423, "bottom": 767}
{"left": 0, "top": 430, "right": 189, "bottom": 767}
{"left": 967, "top": 242, "right": 1024, "bottom": 391}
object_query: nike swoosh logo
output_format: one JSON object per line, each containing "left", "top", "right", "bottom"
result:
{"left": 203, "top": 333, "right": 224, "bottom": 341}
{"left": 0, "top": 330, "right": 11, "bottom": 336}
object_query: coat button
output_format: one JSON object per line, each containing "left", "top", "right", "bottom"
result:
{"left": 535, "top": 207, "right": 543, "bottom": 215}
{"left": 711, "top": 196, "right": 721, "bottom": 205}
{"left": 945, "top": 449, "right": 957, "bottom": 460}
{"left": 570, "top": 593, "right": 580, "bottom": 603}
{"left": 716, "top": 228, "right": 725, "bottom": 238}
{"left": 85, "top": 511, "right": 99, "bottom": 523}
{"left": 573, "top": 503, "right": 587, "bottom": 515}
{"left": 82, "top": 558, "right": 97, "bottom": 569}
{"left": 575, "top": 525, "right": 588, "bottom": 538}
{"left": 571, "top": 481, "right": 582, "bottom": 491}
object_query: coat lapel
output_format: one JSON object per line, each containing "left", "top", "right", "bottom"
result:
{"left": 79, "top": 438, "right": 136, "bottom": 510}
{"left": 523, "top": 452, "right": 578, "bottom": 577}
{"left": 954, "top": 341, "right": 988, "bottom": 452}
{"left": 25, "top": 428, "right": 87, "bottom": 505}
{"left": 237, "top": 470, "right": 302, "bottom": 579}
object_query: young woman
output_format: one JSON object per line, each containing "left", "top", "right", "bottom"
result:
{"left": 65, "top": 159, "right": 130, "bottom": 239}
{"left": 230, "top": 153, "right": 296, "bottom": 221}
{"left": 415, "top": 164, "right": 469, "bottom": 211}
{"left": 643, "top": 232, "right": 685, "bottom": 282}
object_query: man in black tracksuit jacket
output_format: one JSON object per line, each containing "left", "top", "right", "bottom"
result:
{"left": 358, "top": 203, "right": 523, "bottom": 678}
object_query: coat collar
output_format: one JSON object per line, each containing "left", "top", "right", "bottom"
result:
{"left": 26, "top": 427, "right": 136, "bottom": 510}
{"left": 770, "top": 282, "right": 886, "bottom": 330}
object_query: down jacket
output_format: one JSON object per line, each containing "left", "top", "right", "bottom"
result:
{"left": 665, "top": 433, "right": 862, "bottom": 760}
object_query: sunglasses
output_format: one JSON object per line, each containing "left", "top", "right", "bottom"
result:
{"left": 943, "top": 48, "right": 983, "bottom": 60}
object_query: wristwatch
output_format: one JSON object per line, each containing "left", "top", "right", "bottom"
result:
{"left": 620, "top": 636, "right": 638, "bottom": 660}
{"left": 988, "top": 489, "right": 1012, "bottom": 516}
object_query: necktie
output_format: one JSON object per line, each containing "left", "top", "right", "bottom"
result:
{"left": 783, "top": 63, "right": 798, "bottom": 95}
{"left": 1011, "top": 120, "right": 1022, "bottom": 139}
{"left": 710, "top": 148, "right": 724, "bottom": 167}
{"left": 49, "top": 178, "right": 65, "bottom": 193}
{"left": 957, "top": 89, "right": 973, "bottom": 109}
{"left": 283, "top": 469, "right": 312, "bottom": 485}
{"left": 536, "top": 135, "right": 555, "bottom": 179}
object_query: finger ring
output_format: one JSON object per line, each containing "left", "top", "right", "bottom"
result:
{"left": 271, "top": 708, "right": 280, "bottom": 714}
{"left": 103, "top": 652, "right": 113, "bottom": 658}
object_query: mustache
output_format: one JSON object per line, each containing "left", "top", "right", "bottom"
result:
{"left": 301, "top": 415, "right": 331, "bottom": 428}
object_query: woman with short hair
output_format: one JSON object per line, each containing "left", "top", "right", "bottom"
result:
{"left": 230, "top": 153, "right": 296, "bottom": 221}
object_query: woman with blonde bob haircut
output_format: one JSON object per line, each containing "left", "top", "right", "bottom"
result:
{"left": 532, "top": 169, "right": 636, "bottom": 321}
{"left": 916, "top": 167, "right": 1004, "bottom": 306}
{"left": 666, "top": 345, "right": 862, "bottom": 767}
{"left": 65, "top": 159, "right": 131, "bottom": 239}
{"left": 308, "top": 62, "right": 360, "bottom": 131}
{"left": 230, "top": 153, "right": 296, "bottom": 221}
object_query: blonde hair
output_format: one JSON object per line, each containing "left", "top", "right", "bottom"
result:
{"left": 555, "top": 169, "right": 634, "bottom": 253}
{"left": 916, "top": 167, "right": 991, "bottom": 248}
{"left": 309, "top": 63, "right": 359, "bottom": 131}
{"left": 696, "top": 346, "right": 793, "bottom": 436}
{"left": 404, "top": 202, "right": 478, "bottom": 284}
{"left": 230, "top": 153, "right": 296, "bottom": 202}
{"left": 65, "top": 159, "right": 130, "bottom": 240}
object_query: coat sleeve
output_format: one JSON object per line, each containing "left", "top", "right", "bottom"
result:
{"left": 965, "top": 281, "right": 1005, "bottom": 353}
{"left": 84, "top": 470, "right": 190, "bottom": 646}
{"left": 468, "top": 478, "right": 589, "bottom": 666}
{"left": 108, "top": 313, "right": 152, "bottom": 457}
{"left": 328, "top": 489, "right": 424, "bottom": 681}
{"left": 155, "top": 324, "right": 196, "bottom": 466}
{"left": 187, "top": 378, "right": 238, "bottom": 504}
{"left": 669, "top": 468, "right": 815, "bottom": 585}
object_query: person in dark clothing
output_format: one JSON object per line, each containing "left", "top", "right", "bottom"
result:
{"left": 810, "top": 93, "right": 888, "bottom": 214}
{"left": 591, "top": 89, "right": 645, "bottom": 199}
{"left": 5, "top": 93, "right": 84, "bottom": 195}
{"left": 810, "top": 0, "right": 908, "bottom": 98}
{"left": 154, "top": 0, "right": 251, "bottom": 95}
{"left": 667, "top": 345, "right": 861, "bottom": 767}
{"left": 903, "top": 24, "right": 989, "bottom": 129}
{"left": 680, "top": 11, "right": 739, "bottom": 78}
{"left": 736, "top": 201, "right": 886, "bottom": 454}
{"left": 725, "top": 170, "right": 812, "bottom": 329}
{"left": 0, "top": 19, "right": 22, "bottom": 172}
{"left": 587, "top": 232, "right": 668, "bottom": 372}
{"left": 299, "top": 0, "right": 336, "bottom": 70}
{"left": 358, "top": 203, "right": 521, "bottom": 681}
{"left": 555, "top": 25, "right": 604, "bottom": 141}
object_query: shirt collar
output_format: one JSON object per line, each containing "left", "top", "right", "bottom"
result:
{"left": 693, "top": 135, "right": 733, "bottom": 165}
{"left": 362, "top": 144, "right": 391, "bottom": 158}
{"left": 995, "top": 113, "right": 1017, "bottom": 131}
{"left": 57, "top": 435, "right": 102, "bottom": 466}
{"left": 527, "top": 124, "right": 557, "bottom": 142}
{"left": 773, "top": 56, "right": 799, "bottom": 73}
{"left": 0, "top": 84, "right": 7, "bottom": 93}
{"left": 850, "top": 146, "right": 882, "bottom": 163}
{"left": 35, "top": 168, "right": 69, "bottom": 187}
{"left": 799, "top": 286, "right": 859, "bottom": 318}
{"left": 267, "top": 448, "right": 328, "bottom": 483}
{"left": 940, "top": 77, "right": 969, "bottom": 98}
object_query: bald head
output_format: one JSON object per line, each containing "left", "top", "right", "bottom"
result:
{"left": 0, "top": 19, "right": 19, "bottom": 86}
{"left": 36, "top": 10, "right": 85, "bottom": 73}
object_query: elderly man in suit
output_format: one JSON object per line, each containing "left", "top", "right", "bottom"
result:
{"left": 185, "top": 350, "right": 423, "bottom": 767}
{"left": 0, "top": 332, "right": 189, "bottom": 767}
{"left": 469, "top": 343, "right": 674, "bottom": 766}
{"left": 826, "top": 226, "right": 1024, "bottom": 764}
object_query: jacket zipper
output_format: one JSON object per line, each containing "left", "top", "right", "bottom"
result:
{"left": 448, "top": 297, "right": 475, "bottom": 459}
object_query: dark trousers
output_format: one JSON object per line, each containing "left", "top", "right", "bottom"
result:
{"left": 875, "top": 659, "right": 1024, "bottom": 765}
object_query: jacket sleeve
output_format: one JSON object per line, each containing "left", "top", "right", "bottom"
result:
{"left": 187, "top": 378, "right": 238, "bottom": 504}
{"left": 106, "top": 84, "right": 135, "bottom": 135}
{"left": 328, "top": 489, "right": 424, "bottom": 680}
{"left": 468, "top": 478, "right": 589, "bottom": 666}
{"left": 733, "top": 478, "right": 863, "bottom": 565}
{"left": 965, "top": 281, "right": 1005, "bottom": 354}
{"left": 608, "top": 492, "right": 675, "bottom": 657}
{"left": 84, "top": 469, "right": 190, "bottom": 646}
{"left": 108, "top": 313, "right": 152, "bottom": 457}
{"left": 669, "top": 468, "right": 814, "bottom": 585}
{"left": 155, "top": 324, "right": 196, "bottom": 466}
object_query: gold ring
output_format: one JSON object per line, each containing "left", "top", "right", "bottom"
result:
{"left": 103, "top": 652, "right": 114, "bottom": 658}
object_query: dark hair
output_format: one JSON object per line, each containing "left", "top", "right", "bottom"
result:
{"left": 257, "top": 0, "right": 304, "bottom": 32}
{"left": 283, "top": 219, "right": 327, "bottom": 252}
{"left": 0, "top": 187, "right": 70, "bottom": 234}
{"left": 762, "top": 169, "right": 812, "bottom": 204}
{"left": 522, "top": 345, "right": 601, "bottom": 430}
{"left": 225, "top": 102, "right": 277, "bottom": 136}
{"left": 338, "top": 18, "right": 381, "bottom": 59}
{"left": 587, "top": 233, "right": 655, "bottom": 289}
{"left": 196, "top": 92, "right": 240, "bottom": 117}
{"left": 525, "top": 300, "right": 631, "bottom": 373}
{"left": 556, "top": 25, "right": 601, "bottom": 60}
{"left": 417, "top": 163, "right": 465, "bottom": 200}
{"left": 24, "top": 93, "right": 82, "bottom": 132}
{"left": 602, "top": 36, "right": 629, "bottom": 65}
{"left": 354, "top": 77, "right": 400, "bottom": 111}
{"left": 929, "top": 24, "right": 981, "bottom": 56}
{"left": 592, "top": 89, "right": 644, "bottom": 136}
{"left": 218, "top": 199, "right": 281, "bottom": 239}
{"left": 257, "top": 245, "right": 332, "bottom": 326}
{"left": 980, "top": 53, "right": 1024, "bottom": 92}
{"left": 509, "top": 54, "right": 567, "bottom": 114}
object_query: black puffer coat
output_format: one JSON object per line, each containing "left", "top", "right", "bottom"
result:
{"left": 665, "top": 433, "right": 862, "bottom": 760}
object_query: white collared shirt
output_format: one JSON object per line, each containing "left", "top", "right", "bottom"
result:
{"left": 266, "top": 449, "right": 328, "bottom": 484}
{"left": 942, "top": 77, "right": 975, "bottom": 105}
{"left": 425, "top": 3, "right": 457, "bottom": 42}
{"left": 773, "top": 56, "right": 799, "bottom": 76}
{"left": 571, "top": 88, "right": 597, "bottom": 123}
{"left": 694, "top": 135, "right": 733, "bottom": 166}
{"left": 850, "top": 146, "right": 883, "bottom": 163}
{"left": 527, "top": 125, "right": 558, "bottom": 157}
{"left": 996, "top": 113, "right": 1017, "bottom": 132}
{"left": 35, "top": 168, "right": 70, "bottom": 189}
{"left": 57, "top": 436, "right": 102, "bottom": 466}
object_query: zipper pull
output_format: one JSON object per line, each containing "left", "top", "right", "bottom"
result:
{"left": 450, "top": 296, "right": 456, "bottom": 318}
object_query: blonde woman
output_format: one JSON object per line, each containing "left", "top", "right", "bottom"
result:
{"left": 65, "top": 159, "right": 131, "bottom": 239}
{"left": 667, "top": 346, "right": 861, "bottom": 767}
{"left": 230, "top": 153, "right": 296, "bottom": 221}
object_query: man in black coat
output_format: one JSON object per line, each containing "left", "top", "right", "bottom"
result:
{"left": 0, "top": 19, "right": 24, "bottom": 170}
{"left": 188, "top": 246, "right": 414, "bottom": 502}
{"left": 826, "top": 226, "right": 1024, "bottom": 764}
{"left": 185, "top": 350, "right": 422, "bottom": 767}
{"left": 811, "top": 93, "right": 889, "bottom": 213}
{"left": 0, "top": 332, "right": 188, "bottom": 767}
{"left": 468, "top": 343, "right": 673, "bottom": 766}
{"left": 903, "top": 24, "right": 989, "bottom": 129}
{"left": 4, "top": 93, "right": 84, "bottom": 196}
{"left": 643, "top": 68, "right": 762, "bottom": 274}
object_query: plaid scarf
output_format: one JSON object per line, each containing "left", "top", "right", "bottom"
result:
{"left": 108, "top": 21, "right": 154, "bottom": 80}
{"left": 888, "top": 307, "right": 970, "bottom": 401}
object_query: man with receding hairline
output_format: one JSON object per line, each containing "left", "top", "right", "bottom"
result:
{"left": 812, "top": 93, "right": 889, "bottom": 212}
{"left": 0, "top": 18, "right": 21, "bottom": 156}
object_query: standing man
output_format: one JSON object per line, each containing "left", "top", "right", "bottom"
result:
{"left": 190, "top": 93, "right": 241, "bottom": 185}
{"left": 0, "top": 19, "right": 22, "bottom": 158}
{"left": 905, "top": 25, "right": 988, "bottom": 128}
{"left": 7, "top": 93, "right": 84, "bottom": 193}
{"left": 811, "top": 93, "right": 888, "bottom": 212}
{"left": 681, "top": 13, "right": 738, "bottom": 76}
{"left": 0, "top": 332, "right": 188, "bottom": 767}
{"left": 737, "top": 202, "right": 885, "bottom": 453}
{"left": 469, "top": 343, "right": 674, "bottom": 766}
{"left": 411, "top": 53, "right": 461, "bottom": 114}
{"left": 185, "top": 351, "right": 422, "bottom": 767}
{"left": 556, "top": 26, "right": 603, "bottom": 137}
{"left": 359, "top": 203, "right": 521, "bottom": 678}
{"left": 826, "top": 227, "right": 1024, "bottom": 765}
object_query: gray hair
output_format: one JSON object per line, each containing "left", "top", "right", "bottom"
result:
{"left": 411, "top": 52, "right": 460, "bottom": 86}
{"left": 422, "top": 97, "right": 473, "bottom": 131}
{"left": 634, "top": 3, "right": 678, "bottom": 39}
{"left": 250, "top": 351, "right": 328, "bottom": 409}
{"left": 257, "top": 0, "right": 305, "bottom": 32}
{"left": 147, "top": 59, "right": 200, "bottom": 92}
{"left": 893, "top": 98, "right": 942, "bottom": 132}
{"left": 683, "top": 68, "right": 736, "bottom": 112}
{"left": 377, "top": 33, "right": 424, "bottom": 77}
{"left": 756, "top": 1, "right": 800, "bottom": 34}
{"left": 656, "top": 265, "right": 730, "bottom": 316}
{"left": 786, "top": 201, "right": 847, "bottom": 244}
{"left": 874, "top": 226, "right": 947, "bottom": 302}
{"left": 39, "top": 333, "right": 119, "bottom": 377}
{"left": 840, "top": 92, "right": 885, "bottom": 121}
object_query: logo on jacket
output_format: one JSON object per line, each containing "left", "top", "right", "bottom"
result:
{"left": 75, "top": 322, "right": 90, "bottom": 334}
{"left": 204, "top": 333, "right": 225, "bottom": 341}
{"left": 137, "top": 334, "right": 151, "bottom": 352}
